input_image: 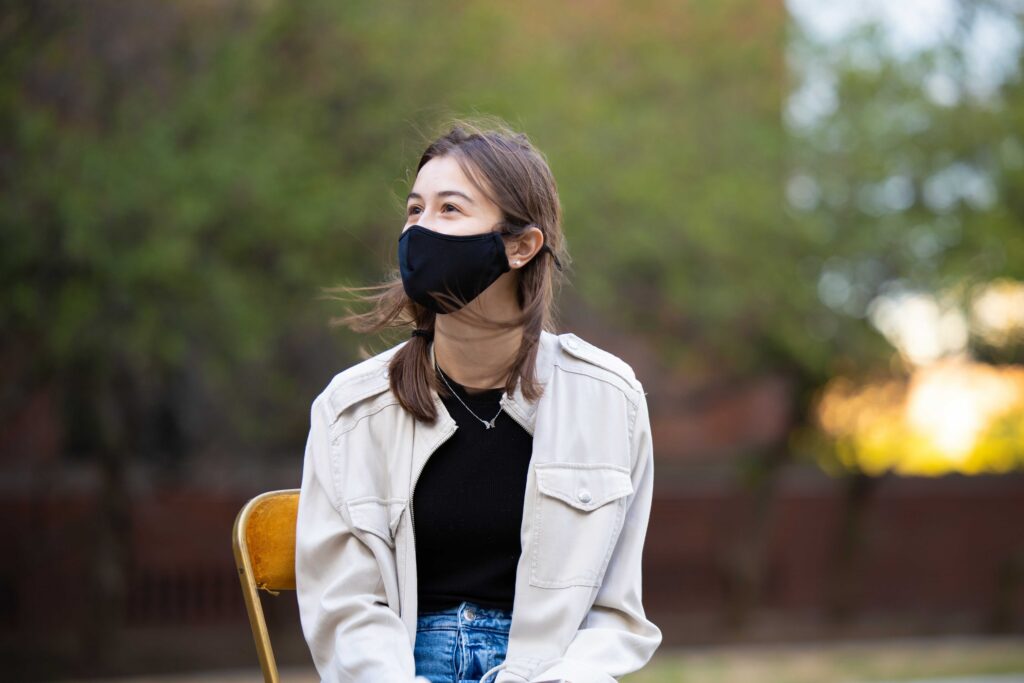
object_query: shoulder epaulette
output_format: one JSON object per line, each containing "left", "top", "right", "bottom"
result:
{"left": 557, "top": 333, "right": 640, "bottom": 392}
{"left": 324, "top": 342, "right": 405, "bottom": 421}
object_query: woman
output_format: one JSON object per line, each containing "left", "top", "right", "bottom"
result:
{"left": 295, "top": 119, "right": 661, "bottom": 683}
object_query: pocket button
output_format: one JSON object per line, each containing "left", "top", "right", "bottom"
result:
{"left": 576, "top": 488, "right": 592, "bottom": 504}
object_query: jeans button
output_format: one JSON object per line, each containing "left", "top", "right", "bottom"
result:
{"left": 464, "top": 608, "right": 475, "bottom": 621}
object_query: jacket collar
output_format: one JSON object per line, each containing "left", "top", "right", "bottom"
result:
{"left": 426, "top": 329, "right": 557, "bottom": 436}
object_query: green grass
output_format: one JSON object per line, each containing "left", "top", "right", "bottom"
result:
{"left": 621, "top": 637, "right": 1024, "bottom": 683}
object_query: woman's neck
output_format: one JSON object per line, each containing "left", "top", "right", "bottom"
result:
{"left": 433, "top": 314, "right": 523, "bottom": 390}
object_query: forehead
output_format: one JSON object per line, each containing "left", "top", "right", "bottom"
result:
{"left": 411, "top": 155, "right": 481, "bottom": 196}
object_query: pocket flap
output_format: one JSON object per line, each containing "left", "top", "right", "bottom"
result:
{"left": 535, "top": 463, "right": 633, "bottom": 512}
{"left": 346, "top": 498, "right": 407, "bottom": 547}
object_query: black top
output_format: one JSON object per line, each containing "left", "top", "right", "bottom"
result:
{"left": 412, "top": 363, "right": 533, "bottom": 612}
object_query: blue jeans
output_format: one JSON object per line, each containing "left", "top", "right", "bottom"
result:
{"left": 414, "top": 601, "right": 512, "bottom": 683}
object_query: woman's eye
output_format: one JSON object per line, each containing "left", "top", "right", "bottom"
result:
{"left": 407, "top": 206, "right": 421, "bottom": 215}
{"left": 442, "top": 203, "right": 460, "bottom": 213}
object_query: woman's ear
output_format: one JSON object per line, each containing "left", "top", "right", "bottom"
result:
{"left": 506, "top": 226, "right": 544, "bottom": 269}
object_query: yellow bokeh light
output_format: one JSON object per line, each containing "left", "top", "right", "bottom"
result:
{"left": 972, "top": 278, "right": 1024, "bottom": 346}
{"left": 815, "top": 360, "right": 1024, "bottom": 476}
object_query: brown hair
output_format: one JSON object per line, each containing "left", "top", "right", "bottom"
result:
{"left": 331, "top": 117, "right": 570, "bottom": 422}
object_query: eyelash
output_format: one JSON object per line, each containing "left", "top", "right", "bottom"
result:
{"left": 407, "top": 203, "right": 460, "bottom": 215}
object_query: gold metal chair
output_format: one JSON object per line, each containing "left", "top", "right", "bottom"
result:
{"left": 233, "top": 488, "right": 301, "bottom": 683}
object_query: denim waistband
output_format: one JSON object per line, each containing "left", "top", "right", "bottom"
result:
{"left": 416, "top": 600, "right": 513, "bottom": 633}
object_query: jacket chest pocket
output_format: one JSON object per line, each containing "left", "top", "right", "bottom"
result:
{"left": 528, "top": 463, "right": 634, "bottom": 589}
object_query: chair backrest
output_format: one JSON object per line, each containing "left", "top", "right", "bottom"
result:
{"left": 233, "top": 489, "right": 300, "bottom": 683}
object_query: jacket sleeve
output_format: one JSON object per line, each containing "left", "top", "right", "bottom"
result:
{"left": 530, "top": 389, "right": 663, "bottom": 683}
{"left": 295, "top": 394, "right": 428, "bottom": 683}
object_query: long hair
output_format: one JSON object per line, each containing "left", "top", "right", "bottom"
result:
{"left": 330, "top": 117, "right": 570, "bottom": 422}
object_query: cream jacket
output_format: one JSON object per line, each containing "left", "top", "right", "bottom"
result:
{"left": 295, "top": 329, "right": 661, "bottom": 683}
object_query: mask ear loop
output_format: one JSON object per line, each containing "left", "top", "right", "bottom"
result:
{"left": 539, "top": 243, "right": 563, "bottom": 271}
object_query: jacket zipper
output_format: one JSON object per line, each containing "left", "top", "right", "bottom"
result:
{"left": 409, "top": 420, "right": 458, "bottom": 558}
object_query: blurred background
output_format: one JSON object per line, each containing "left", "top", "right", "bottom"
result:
{"left": 3, "top": 0, "right": 1024, "bottom": 681}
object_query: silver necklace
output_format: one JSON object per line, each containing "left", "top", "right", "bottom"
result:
{"left": 435, "top": 360, "right": 503, "bottom": 429}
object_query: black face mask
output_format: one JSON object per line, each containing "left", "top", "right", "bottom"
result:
{"left": 397, "top": 224, "right": 511, "bottom": 314}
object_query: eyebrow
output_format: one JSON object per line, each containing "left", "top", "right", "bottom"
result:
{"left": 406, "top": 190, "right": 476, "bottom": 205}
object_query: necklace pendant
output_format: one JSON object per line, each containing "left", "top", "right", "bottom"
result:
{"left": 484, "top": 418, "right": 496, "bottom": 429}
